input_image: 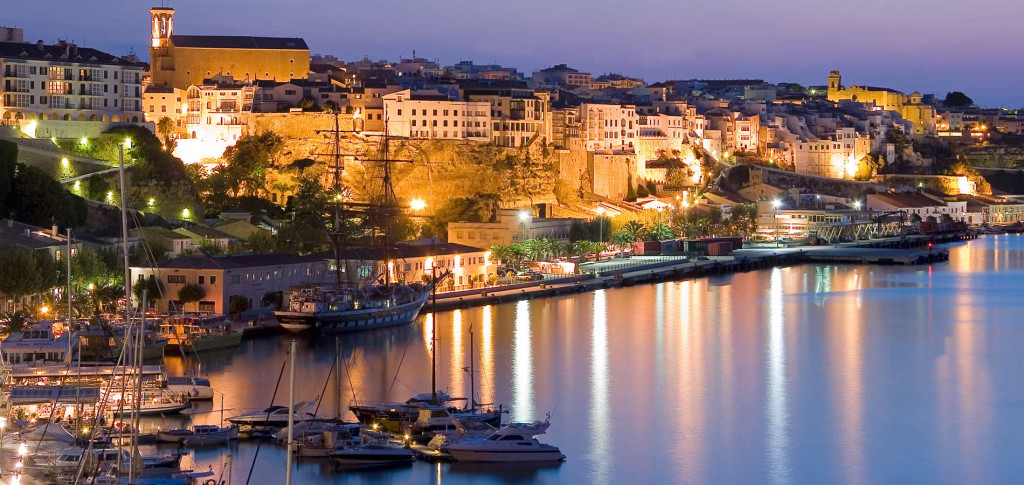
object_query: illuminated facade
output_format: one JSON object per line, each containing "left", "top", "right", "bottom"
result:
{"left": 826, "top": 71, "right": 936, "bottom": 135}
{"left": 382, "top": 89, "right": 490, "bottom": 140}
{"left": 0, "top": 39, "right": 145, "bottom": 129}
{"left": 448, "top": 209, "right": 575, "bottom": 246}
{"left": 148, "top": 7, "right": 310, "bottom": 89}
{"left": 791, "top": 127, "right": 872, "bottom": 179}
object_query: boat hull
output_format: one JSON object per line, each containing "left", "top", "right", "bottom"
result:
{"left": 113, "top": 402, "right": 190, "bottom": 417}
{"left": 330, "top": 449, "right": 414, "bottom": 468}
{"left": 447, "top": 448, "right": 564, "bottom": 463}
{"left": 166, "top": 331, "right": 244, "bottom": 353}
{"left": 276, "top": 291, "right": 430, "bottom": 335}
{"left": 167, "top": 383, "right": 214, "bottom": 400}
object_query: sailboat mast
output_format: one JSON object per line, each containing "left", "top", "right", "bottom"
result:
{"left": 335, "top": 336, "right": 341, "bottom": 420}
{"left": 66, "top": 228, "right": 72, "bottom": 360}
{"left": 286, "top": 338, "right": 296, "bottom": 485}
{"left": 430, "top": 266, "right": 437, "bottom": 404}
{"left": 118, "top": 144, "right": 132, "bottom": 319}
{"left": 332, "top": 111, "right": 344, "bottom": 290}
{"left": 469, "top": 325, "right": 475, "bottom": 412}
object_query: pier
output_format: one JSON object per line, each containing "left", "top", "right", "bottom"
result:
{"left": 425, "top": 232, "right": 976, "bottom": 312}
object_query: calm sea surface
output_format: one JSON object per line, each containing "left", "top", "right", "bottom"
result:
{"left": 147, "top": 235, "right": 1024, "bottom": 484}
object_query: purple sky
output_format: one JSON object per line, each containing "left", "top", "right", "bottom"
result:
{"left": 7, "top": 0, "right": 1024, "bottom": 107}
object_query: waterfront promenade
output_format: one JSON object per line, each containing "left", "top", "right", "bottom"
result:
{"left": 426, "top": 232, "right": 974, "bottom": 312}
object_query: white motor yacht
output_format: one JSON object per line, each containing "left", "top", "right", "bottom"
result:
{"left": 445, "top": 418, "right": 565, "bottom": 463}
{"left": 158, "top": 424, "right": 237, "bottom": 444}
{"left": 329, "top": 442, "right": 414, "bottom": 468}
{"left": 227, "top": 399, "right": 317, "bottom": 428}
{"left": 166, "top": 376, "right": 214, "bottom": 400}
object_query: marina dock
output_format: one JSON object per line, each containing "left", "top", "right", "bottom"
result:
{"left": 426, "top": 232, "right": 974, "bottom": 312}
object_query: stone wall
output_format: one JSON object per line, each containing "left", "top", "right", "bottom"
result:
{"left": 963, "top": 145, "right": 1024, "bottom": 169}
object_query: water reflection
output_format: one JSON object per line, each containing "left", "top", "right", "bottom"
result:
{"left": 589, "top": 290, "right": 610, "bottom": 484}
{"left": 766, "top": 267, "right": 789, "bottom": 484}
{"left": 512, "top": 300, "right": 533, "bottom": 421}
{"left": 155, "top": 236, "right": 1022, "bottom": 484}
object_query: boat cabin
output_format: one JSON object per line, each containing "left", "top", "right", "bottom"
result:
{"left": 1, "top": 321, "right": 74, "bottom": 366}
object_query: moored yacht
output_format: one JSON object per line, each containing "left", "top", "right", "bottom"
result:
{"left": 160, "top": 313, "right": 243, "bottom": 353}
{"left": 166, "top": 376, "right": 214, "bottom": 400}
{"left": 227, "top": 399, "right": 317, "bottom": 428}
{"left": 275, "top": 283, "right": 432, "bottom": 334}
{"left": 445, "top": 418, "right": 565, "bottom": 463}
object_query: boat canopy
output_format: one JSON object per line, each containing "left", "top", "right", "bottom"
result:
{"left": 19, "top": 423, "right": 76, "bottom": 443}
{"left": 10, "top": 385, "right": 100, "bottom": 404}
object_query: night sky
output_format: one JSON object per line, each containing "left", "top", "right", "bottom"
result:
{"left": 6, "top": 0, "right": 1024, "bottom": 107}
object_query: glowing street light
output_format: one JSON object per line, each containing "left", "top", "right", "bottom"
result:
{"left": 106, "top": 191, "right": 114, "bottom": 203}
{"left": 124, "top": 138, "right": 132, "bottom": 149}
{"left": 853, "top": 200, "right": 862, "bottom": 210}
{"left": 61, "top": 157, "right": 69, "bottom": 168}
{"left": 519, "top": 210, "right": 531, "bottom": 222}
{"left": 771, "top": 199, "right": 782, "bottom": 209}
{"left": 410, "top": 198, "right": 426, "bottom": 212}
{"left": 148, "top": 198, "right": 156, "bottom": 207}
{"left": 182, "top": 208, "right": 191, "bottom": 219}
{"left": 79, "top": 136, "right": 88, "bottom": 146}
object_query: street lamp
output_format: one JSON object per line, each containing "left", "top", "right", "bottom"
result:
{"left": 595, "top": 207, "right": 606, "bottom": 261}
{"left": 410, "top": 198, "right": 426, "bottom": 212}
{"left": 518, "top": 210, "right": 531, "bottom": 242}
{"left": 853, "top": 200, "right": 862, "bottom": 210}
{"left": 771, "top": 200, "right": 782, "bottom": 247}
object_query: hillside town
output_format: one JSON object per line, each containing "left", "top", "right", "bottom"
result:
{"left": 2, "top": 6, "right": 1023, "bottom": 321}
{"left": 0, "top": 3, "right": 1023, "bottom": 484}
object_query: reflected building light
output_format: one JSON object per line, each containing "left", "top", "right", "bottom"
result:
{"left": 590, "top": 289, "right": 611, "bottom": 484}
{"left": 424, "top": 313, "right": 434, "bottom": 355}
{"left": 766, "top": 267, "right": 790, "bottom": 484}
{"left": 512, "top": 300, "right": 533, "bottom": 421}
{"left": 481, "top": 305, "right": 494, "bottom": 406}
{"left": 451, "top": 309, "right": 464, "bottom": 397}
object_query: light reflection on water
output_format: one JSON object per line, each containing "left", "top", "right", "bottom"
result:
{"left": 152, "top": 235, "right": 1024, "bottom": 484}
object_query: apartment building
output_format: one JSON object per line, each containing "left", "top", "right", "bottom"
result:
{"left": 460, "top": 80, "right": 551, "bottom": 147}
{"left": 382, "top": 89, "right": 490, "bottom": 140}
{"left": 0, "top": 39, "right": 145, "bottom": 135}
{"left": 580, "top": 103, "right": 638, "bottom": 151}
{"left": 532, "top": 64, "right": 591, "bottom": 87}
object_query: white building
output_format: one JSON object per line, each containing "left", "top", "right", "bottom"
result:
{"left": 448, "top": 209, "right": 575, "bottom": 246}
{"left": 866, "top": 192, "right": 967, "bottom": 220}
{"left": 580, "top": 103, "right": 638, "bottom": 151}
{"left": 382, "top": 89, "right": 490, "bottom": 141}
{"left": 1, "top": 39, "right": 146, "bottom": 137}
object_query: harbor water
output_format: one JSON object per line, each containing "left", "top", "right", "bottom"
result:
{"left": 161, "top": 234, "right": 1024, "bottom": 484}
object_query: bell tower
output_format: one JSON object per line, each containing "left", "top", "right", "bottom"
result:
{"left": 150, "top": 7, "right": 174, "bottom": 49}
{"left": 827, "top": 71, "right": 841, "bottom": 94}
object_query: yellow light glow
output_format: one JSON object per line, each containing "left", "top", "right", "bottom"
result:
{"left": 182, "top": 208, "right": 190, "bottom": 219}
{"left": 88, "top": 283, "right": 94, "bottom": 290}
{"left": 106, "top": 191, "right": 114, "bottom": 203}
{"left": 148, "top": 198, "right": 156, "bottom": 207}
{"left": 410, "top": 198, "right": 426, "bottom": 211}
{"left": 24, "top": 120, "right": 38, "bottom": 138}
{"left": 61, "top": 157, "right": 69, "bottom": 168}
{"left": 39, "top": 304, "right": 48, "bottom": 315}
{"left": 80, "top": 137, "right": 88, "bottom": 146}
{"left": 124, "top": 138, "right": 133, "bottom": 148}
{"left": 73, "top": 181, "right": 81, "bottom": 191}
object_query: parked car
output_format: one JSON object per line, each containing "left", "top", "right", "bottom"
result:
{"left": 515, "top": 271, "right": 545, "bottom": 281}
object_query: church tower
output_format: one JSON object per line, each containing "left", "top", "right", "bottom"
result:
{"left": 149, "top": 7, "right": 175, "bottom": 86}
{"left": 150, "top": 7, "right": 174, "bottom": 48}
{"left": 827, "top": 71, "right": 841, "bottom": 94}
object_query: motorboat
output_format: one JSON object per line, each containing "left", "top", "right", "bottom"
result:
{"left": 160, "top": 314, "right": 243, "bottom": 353}
{"left": 445, "top": 418, "right": 565, "bottom": 463}
{"left": 295, "top": 424, "right": 361, "bottom": 458}
{"left": 110, "top": 390, "right": 190, "bottom": 416}
{"left": 227, "top": 399, "right": 317, "bottom": 428}
{"left": 410, "top": 419, "right": 497, "bottom": 460}
{"left": 349, "top": 391, "right": 457, "bottom": 430}
{"left": 182, "top": 425, "right": 238, "bottom": 447}
{"left": 329, "top": 442, "right": 414, "bottom": 469}
{"left": 158, "top": 424, "right": 237, "bottom": 444}
{"left": 166, "top": 376, "right": 214, "bottom": 400}
{"left": 409, "top": 405, "right": 502, "bottom": 437}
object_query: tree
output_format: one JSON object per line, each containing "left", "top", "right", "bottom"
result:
{"left": 156, "top": 117, "right": 175, "bottom": 148}
{"left": 910, "top": 213, "right": 923, "bottom": 223}
{"left": 626, "top": 175, "right": 637, "bottom": 201}
{"left": 222, "top": 132, "right": 283, "bottom": 197}
{"left": 298, "top": 96, "right": 317, "bottom": 111}
{"left": 943, "top": 91, "right": 974, "bottom": 108}
{"left": 247, "top": 230, "right": 275, "bottom": 253}
{"left": 622, "top": 221, "right": 647, "bottom": 244}
{"left": 0, "top": 246, "right": 44, "bottom": 304}
{"left": 132, "top": 277, "right": 165, "bottom": 303}
{"left": 9, "top": 163, "right": 88, "bottom": 228}
{"left": 1, "top": 310, "right": 30, "bottom": 335}
{"left": 176, "top": 284, "right": 206, "bottom": 313}
{"left": 649, "top": 222, "right": 674, "bottom": 241}
{"left": 644, "top": 180, "right": 657, "bottom": 196}
{"left": 229, "top": 295, "right": 249, "bottom": 317}
{"left": 636, "top": 184, "right": 650, "bottom": 198}
{"left": 322, "top": 100, "right": 339, "bottom": 112}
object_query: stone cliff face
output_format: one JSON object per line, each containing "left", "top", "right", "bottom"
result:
{"left": 963, "top": 145, "right": 1024, "bottom": 169}
{"left": 249, "top": 113, "right": 562, "bottom": 210}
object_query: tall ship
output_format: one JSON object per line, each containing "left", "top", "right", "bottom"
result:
{"left": 275, "top": 112, "right": 437, "bottom": 334}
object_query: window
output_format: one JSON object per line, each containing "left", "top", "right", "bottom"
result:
{"left": 210, "top": 276, "right": 217, "bottom": 285}
{"left": 230, "top": 275, "right": 241, "bottom": 284}
{"left": 168, "top": 275, "right": 186, "bottom": 284}
{"left": 198, "top": 276, "right": 205, "bottom": 285}
{"left": 397, "top": 109, "right": 402, "bottom": 115}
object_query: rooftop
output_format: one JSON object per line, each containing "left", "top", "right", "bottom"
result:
{"left": 0, "top": 219, "right": 75, "bottom": 250}
{"left": 869, "top": 192, "right": 946, "bottom": 209}
{"left": 170, "top": 35, "right": 308, "bottom": 51}
{"left": 134, "top": 252, "right": 323, "bottom": 270}
{"left": 0, "top": 40, "right": 144, "bottom": 67}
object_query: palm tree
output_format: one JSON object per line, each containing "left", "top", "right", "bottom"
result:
{"left": 610, "top": 231, "right": 630, "bottom": 251}
{"left": 650, "top": 222, "right": 674, "bottom": 241}
{"left": 519, "top": 239, "right": 543, "bottom": 262}
{"left": 622, "top": 221, "right": 647, "bottom": 244}
{"left": 156, "top": 117, "right": 175, "bottom": 147}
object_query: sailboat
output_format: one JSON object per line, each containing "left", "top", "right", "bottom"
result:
{"left": 275, "top": 112, "right": 436, "bottom": 334}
